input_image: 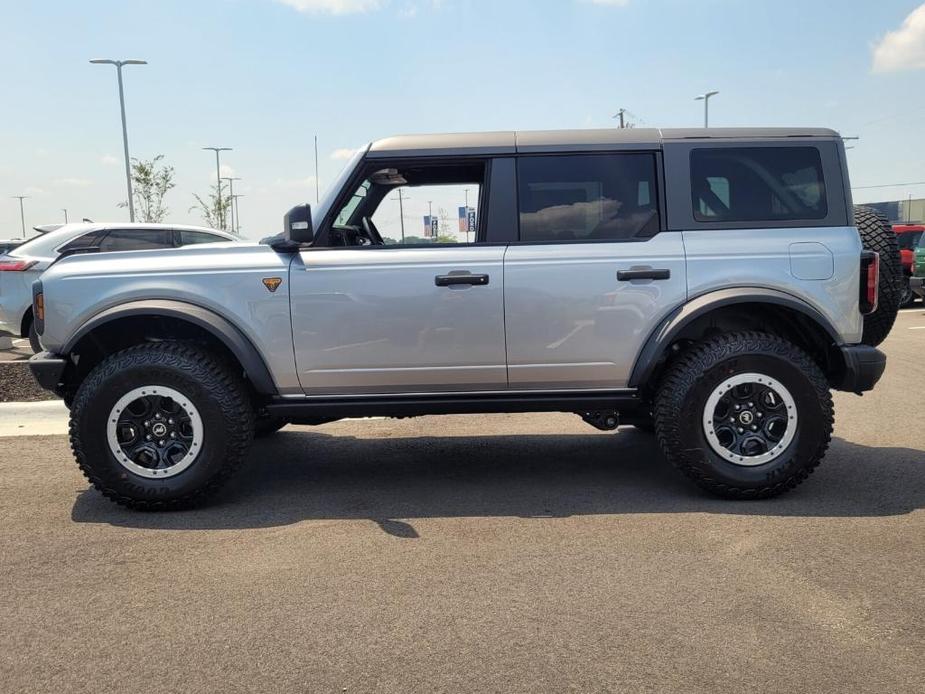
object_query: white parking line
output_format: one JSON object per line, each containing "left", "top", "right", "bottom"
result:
{"left": 910, "top": 326, "right": 925, "bottom": 330}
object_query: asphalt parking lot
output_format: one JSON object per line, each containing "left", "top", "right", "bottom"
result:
{"left": 1, "top": 309, "right": 923, "bottom": 693}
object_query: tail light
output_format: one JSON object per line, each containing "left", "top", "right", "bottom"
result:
{"left": 32, "top": 280, "right": 44, "bottom": 336}
{"left": 0, "top": 259, "right": 37, "bottom": 272}
{"left": 859, "top": 251, "right": 879, "bottom": 315}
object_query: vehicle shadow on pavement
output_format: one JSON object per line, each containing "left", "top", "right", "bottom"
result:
{"left": 71, "top": 429, "right": 925, "bottom": 534}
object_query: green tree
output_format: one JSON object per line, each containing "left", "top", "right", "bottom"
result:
{"left": 190, "top": 184, "right": 231, "bottom": 231}
{"left": 120, "top": 155, "right": 175, "bottom": 222}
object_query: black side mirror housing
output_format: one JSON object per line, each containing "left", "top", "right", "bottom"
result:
{"left": 271, "top": 203, "right": 314, "bottom": 252}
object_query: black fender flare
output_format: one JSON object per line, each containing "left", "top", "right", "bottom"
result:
{"left": 628, "top": 288, "right": 843, "bottom": 388}
{"left": 63, "top": 299, "right": 278, "bottom": 395}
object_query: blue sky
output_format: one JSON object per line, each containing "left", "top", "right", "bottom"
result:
{"left": 2, "top": 0, "right": 925, "bottom": 238}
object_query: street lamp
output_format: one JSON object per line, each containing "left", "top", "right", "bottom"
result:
{"left": 694, "top": 90, "right": 719, "bottom": 128}
{"left": 90, "top": 58, "right": 147, "bottom": 222}
{"left": 221, "top": 177, "right": 242, "bottom": 234}
{"left": 231, "top": 194, "right": 244, "bottom": 235}
{"left": 62, "top": 208, "right": 68, "bottom": 223}
{"left": 11, "top": 196, "right": 29, "bottom": 237}
{"left": 203, "top": 147, "right": 232, "bottom": 230}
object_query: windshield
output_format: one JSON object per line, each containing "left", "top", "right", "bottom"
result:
{"left": 314, "top": 147, "right": 366, "bottom": 229}
{"left": 898, "top": 231, "right": 923, "bottom": 251}
{"left": 334, "top": 179, "right": 370, "bottom": 226}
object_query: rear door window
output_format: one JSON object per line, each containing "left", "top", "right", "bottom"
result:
{"left": 516, "top": 153, "right": 660, "bottom": 242}
{"left": 97, "top": 229, "right": 173, "bottom": 252}
{"left": 179, "top": 230, "right": 226, "bottom": 246}
{"left": 691, "top": 147, "right": 827, "bottom": 223}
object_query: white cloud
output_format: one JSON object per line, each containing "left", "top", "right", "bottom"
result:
{"left": 330, "top": 147, "right": 357, "bottom": 160}
{"left": 100, "top": 154, "right": 118, "bottom": 165}
{"left": 872, "top": 3, "right": 925, "bottom": 72}
{"left": 23, "top": 186, "right": 46, "bottom": 196}
{"left": 219, "top": 164, "right": 237, "bottom": 178}
{"left": 275, "top": 0, "right": 382, "bottom": 14}
{"left": 55, "top": 178, "right": 93, "bottom": 188}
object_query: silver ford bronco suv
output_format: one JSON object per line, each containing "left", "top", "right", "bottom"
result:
{"left": 28, "top": 128, "right": 900, "bottom": 509}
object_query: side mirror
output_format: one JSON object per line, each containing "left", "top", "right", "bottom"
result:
{"left": 271, "top": 204, "right": 313, "bottom": 252}
{"left": 285, "top": 204, "right": 313, "bottom": 244}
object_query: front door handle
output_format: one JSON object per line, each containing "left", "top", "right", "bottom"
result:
{"left": 435, "top": 273, "right": 490, "bottom": 287}
{"left": 617, "top": 268, "right": 671, "bottom": 281}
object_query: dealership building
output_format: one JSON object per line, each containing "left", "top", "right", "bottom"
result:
{"left": 866, "top": 197, "right": 925, "bottom": 224}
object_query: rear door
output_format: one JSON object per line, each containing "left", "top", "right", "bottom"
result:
{"left": 503, "top": 152, "right": 687, "bottom": 389}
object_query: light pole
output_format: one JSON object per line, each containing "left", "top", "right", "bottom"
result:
{"left": 203, "top": 147, "right": 232, "bottom": 229}
{"left": 389, "top": 188, "right": 408, "bottom": 243}
{"left": 314, "top": 135, "right": 320, "bottom": 204}
{"left": 694, "top": 91, "right": 719, "bottom": 127}
{"left": 221, "top": 177, "right": 241, "bottom": 234}
{"left": 11, "top": 196, "right": 29, "bottom": 237}
{"left": 231, "top": 194, "right": 244, "bottom": 235}
{"left": 90, "top": 58, "right": 147, "bottom": 222}
{"left": 428, "top": 200, "right": 434, "bottom": 240}
{"left": 612, "top": 108, "right": 627, "bottom": 129}
{"left": 62, "top": 208, "right": 68, "bottom": 223}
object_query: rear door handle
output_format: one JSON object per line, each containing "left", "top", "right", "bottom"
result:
{"left": 435, "top": 273, "right": 490, "bottom": 287}
{"left": 617, "top": 268, "right": 671, "bottom": 281}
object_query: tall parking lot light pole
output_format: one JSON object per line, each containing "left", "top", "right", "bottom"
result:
{"left": 221, "top": 177, "right": 241, "bottom": 234}
{"left": 12, "top": 196, "right": 29, "bottom": 237}
{"left": 695, "top": 91, "right": 719, "bottom": 127}
{"left": 232, "top": 194, "right": 244, "bottom": 236}
{"left": 203, "top": 147, "right": 232, "bottom": 229}
{"left": 90, "top": 59, "right": 147, "bottom": 222}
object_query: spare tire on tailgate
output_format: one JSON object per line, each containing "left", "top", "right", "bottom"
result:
{"left": 854, "top": 205, "right": 901, "bottom": 346}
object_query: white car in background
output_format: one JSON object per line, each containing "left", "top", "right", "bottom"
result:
{"left": 0, "top": 223, "right": 236, "bottom": 351}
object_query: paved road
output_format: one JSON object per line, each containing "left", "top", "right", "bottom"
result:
{"left": 1, "top": 309, "right": 923, "bottom": 693}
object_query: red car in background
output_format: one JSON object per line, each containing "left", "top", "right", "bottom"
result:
{"left": 895, "top": 224, "right": 924, "bottom": 306}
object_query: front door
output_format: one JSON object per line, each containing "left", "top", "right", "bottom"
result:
{"left": 290, "top": 161, "right": 506, "bottom": 394}
{"left": 503, "top": 152, "right": 687, "bottom": 389}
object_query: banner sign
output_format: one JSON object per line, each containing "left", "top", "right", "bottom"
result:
{"left": 424, "top": 215, "right": 438, "bottom": 238}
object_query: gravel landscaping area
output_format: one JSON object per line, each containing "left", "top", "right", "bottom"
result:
{"left": 0, "top": 363, "right": 58, "bottom": 403}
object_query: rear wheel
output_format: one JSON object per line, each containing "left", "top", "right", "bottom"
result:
{"left": 854, "top": 206, "right": 902, "bottom": 345}
{"left": 654, "top": 332, "right": 833, "bottom": 499}
{"left": 69, "top": 342, "right": 255, "bottom": 509}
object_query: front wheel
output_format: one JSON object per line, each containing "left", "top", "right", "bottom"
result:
{"left": 654, "top": 332, "right": 833, "bottom": 499}
{"left": 69, "top": 343, "right": 255, "bottom": 510}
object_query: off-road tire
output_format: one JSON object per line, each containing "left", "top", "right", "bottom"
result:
{"left": 69, "top": 342, "right": 255, "bottom": 510}
{"left": 854, "top": 206, "right": 902, "bottom": 346}
{"left": 27, "top": 319, "right": 41, "bottom": 353}
{"left": 254, "top": 415, "right": 288, "bottom": 438}
{"left": 654, "top": 331, "right": 833, "bottom": 499}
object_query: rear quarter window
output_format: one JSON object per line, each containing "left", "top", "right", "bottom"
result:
{"left": 691, "top": 147, "right": 827, "bottom": 223}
